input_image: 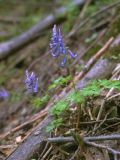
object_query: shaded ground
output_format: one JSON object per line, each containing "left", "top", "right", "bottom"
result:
{"left": 0, "top": 0, "right": 120, "bottom": 160}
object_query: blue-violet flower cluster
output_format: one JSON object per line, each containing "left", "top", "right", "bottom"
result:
{"left": 0, "top": 88, "right": 9, "bottom": 99}
{"left": 25, "top": 70, "right": 38, "bottom": 94}
{"left": 50, "top": 24, "right": 77, "bottom": 67}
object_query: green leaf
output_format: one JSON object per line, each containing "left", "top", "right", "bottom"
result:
{"left": 82, "top": 85, "right": 101, "bottom": 96}
{"left": 98, "top": 79, "right": 120, "bottom": 90}
{"left": 48, "top": 76, "right": 71, "bottom": 90}
{"left": 46, "top": 118, "right": 63, "bottom": 132}
{"left": 67, "top": 90, "right": 84, "bottom": 104}
{"left": 31, "top": 95, "right": 49, "bottom": 109}
{"left": 50, "top": 100, "right": 69, "bottom": 116}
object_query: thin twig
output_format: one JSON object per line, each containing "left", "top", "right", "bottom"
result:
{"left": 58, "top": 37, "right": 114, "bottom": 100}
{"left": 39, "top": 142, "right": 50, "bottom": 159}
{"left": 93, "top": 99, "right": 106, "bottom": 133}
{"left": 69, "top": 147, "right": 80, "bottom": 160}
{"left": 87, "top": 107, "right": 94, "bottom": 120}
{"left": 74, "top": 37, "right": 114, "bottom": 83}
{"left": 86, "top": 141, "right": 120, "bottom": 159}
{"left": 41, "top": 145, "right": 53, "bottom": 160}
{"left": 93, "top": 67, "right": 120, "bottom": 132}
{"left": 0, "top": 110, "right": 47, "bottom": 140}
{"left": 72, "top": 29, "right": 106, "bottom": 66}
{"left": 80, "top": 117, "right": 120, "bottom": 125}
{"left": 105, "top": 65, "right": 120, "bottom": 99}
{"left": 55, "top": 145, "right": 70, "bottom": 156}
{"left": 99, "top": 121, "right": 120, "bottom": 135}
{"left": 68, "top": 1, "right": 120, "bottom": 37}
{"left": 0, "top": 144, "right": 17, "bottom": 149}
{"left": 68, "top": 0, "right": 92, "bottom": 38}
{"left": 107, "top": 93, "right": 120, "bottom": 101}
{"left": 46, "top": 136, "right": 120, "bottom": 158}
{"left": 92, "top": 111, "right": 109, "bottom": 134}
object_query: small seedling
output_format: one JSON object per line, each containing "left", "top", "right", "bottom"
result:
{"left": 31, "top": 95, "right": 49, "bottom": 109}
{"left": 48, "top": 75, "right": 72, "bottom": 90}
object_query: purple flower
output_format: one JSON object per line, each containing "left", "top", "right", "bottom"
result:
{"left": 60, "top": 57, "right": 67, "bottom": 67}
{"left": 68, "top": 50, "right": 77, "bottom": 58}
{"left": 50, "top": 24, "right": 77, "bottom": 67}
{"left": 0, "top": 88, "right": 9, "bottom": 99}
{"left": 25, "top": 70, "right": 38, "bottom": 94}
{"left": 50, "top": 25, "right": 66, "bottom": 58}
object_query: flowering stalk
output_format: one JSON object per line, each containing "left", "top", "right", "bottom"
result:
{"left": 25, "top": 70, "right": 39, "bottom": 94}
{"left": 51, "top": 26, "right": 79, "bottom": 128}
{"left": 24, "top": 70, "right": 51, "bottom": 102}
{"left": 50, "top": 24, "right": 77, "bottom": 67}
{"left": 50, "top": 24, "right": 78, "bottom": 91}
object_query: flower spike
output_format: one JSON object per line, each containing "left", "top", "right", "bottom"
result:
{"left": 50, "top": 24, "right": 77, "bottom": 67}
{"left": 25, "top": 70, "right": 39, "bottom": 94}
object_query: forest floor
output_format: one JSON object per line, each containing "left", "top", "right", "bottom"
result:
{"left": 0, "top": 0, "right": 120, "bottom": 160}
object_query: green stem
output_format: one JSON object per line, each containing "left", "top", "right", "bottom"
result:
{"left": 67, "top": 59, "right": 76, "bottom": 92}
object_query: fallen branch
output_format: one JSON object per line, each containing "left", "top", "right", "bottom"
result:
{"left": 6, "top": 115, "right": 52, "bottom": 160}
{"left": 47, "top": 134, "right": 120, "bottom": 158}
{"left": 47, "top": 134, "right": 120, "bottom": 143}
{"left": 0, "top": 0, "right": 85, "bottom": 60}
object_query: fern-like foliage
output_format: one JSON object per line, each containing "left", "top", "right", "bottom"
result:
{"left": 67, "top": 90, "right": 84, "bottom": 104}
{"left": 98, "top": 79, "right": 120, "bottom": 89}
{"left": 47, "top": 79, "right": 120, "bottom": 132}
{"left": 31, "top": 95, "right": 49, "bottom": 109}
{"left": 82, "top": 81, "right": 101, "bottom": 96}
{"left": 50, "top": 100, "right": 69, "bottom": 117}
{"left": 68, "top": 79, "right": 120, "bottom": 104}
{"left": 46, "top": 118, "right": 63, "bottom": 132}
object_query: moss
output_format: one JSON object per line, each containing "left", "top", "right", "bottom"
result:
{"left": 84, "top": 7, "right": 120, "bottom": 61}
{"left": 82, "top": 39, "right": 120, "bottom": 62}
{"left": 105, "top": 7, "right": 120, "bottom": 39}
{"left": 0, "top": 68, "right": 18, "bottom": 85}
{"left": 83, "top": 44, "right": 101, "bottom": 60}
{"left": 9, "top": 91, "right": 22, "bottom": 103}
{"left": 107, "top": 16, "right": 120, "bottom": 38}
{"left": 102, "top": 44, "right": 120, "bottom": 61}
{"left": 0, "top": 0, "right": 50, "bottom": 40}
{"left": 62, "top": 1, "right": 80, "bottom": 33}
{"left": 85, "top": 0, "right": 118, "bottom": 17}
